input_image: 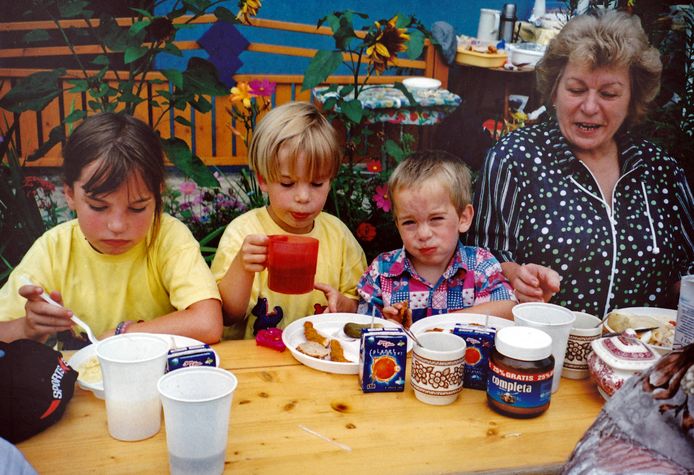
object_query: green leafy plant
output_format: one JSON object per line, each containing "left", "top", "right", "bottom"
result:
{"left": 300, "top": 11, "right": 431, "bottom": 259}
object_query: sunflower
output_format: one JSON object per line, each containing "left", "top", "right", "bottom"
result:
{"left": 236, "top": 0, "right": 262, "bottom": 25}
{"left": 230, "top": 82, "right": 253, "bottom": 109}
{"left": 366, "top": 16, "right": 409, "bottom": 74}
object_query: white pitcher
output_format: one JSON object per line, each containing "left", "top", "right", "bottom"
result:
{"left": 477, "top": 9, "right": 501, "bottom": 43}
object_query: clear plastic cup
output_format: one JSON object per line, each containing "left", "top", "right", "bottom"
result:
{"left": 96, "top": 334, "right": 170, "bottom": 441}
{"left": 512, "top": 302, "right": 576, "bottom": 393}
{"left": 158, "top": 367, "right": 238, "bottom": 475}
{"left": 267, "top": 235, "right": 319, "bottom": 294}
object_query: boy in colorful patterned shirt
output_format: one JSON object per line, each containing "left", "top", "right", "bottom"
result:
{"left": 357, "top": 151, "right": 516, "bottom": 325}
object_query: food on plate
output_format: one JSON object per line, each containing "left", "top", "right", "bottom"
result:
{"left": 304, "top": 321, "right": 329, "bottom": 346}
{"left": 343, "top": 322, "right": 383, "bottom": 339}
{"left": 329, "top": 339, "right": 351, "bottom": 363}
{"left": 78, "top": 355, "right": 102, "bottom": 383}
{"left": 296, "top": 341, "right": 330, "bottom": 359}
{"left": 297, "top": 321, "right": 351, "bottom": 362}
{"left": 605, "top": 310, "right": 676, "bottom": 347}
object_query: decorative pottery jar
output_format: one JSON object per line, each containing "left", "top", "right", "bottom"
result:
{"left": 587, "top": 330, "right": 660, "bottom": 399}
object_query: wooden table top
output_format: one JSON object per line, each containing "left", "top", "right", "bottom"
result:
{"left": 18, "top": 339, "right": 605, "bottom": 474}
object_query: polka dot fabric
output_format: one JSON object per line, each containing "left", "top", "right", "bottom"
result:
{"left": 469, "top": 120, "right": 694, "bottom": 317}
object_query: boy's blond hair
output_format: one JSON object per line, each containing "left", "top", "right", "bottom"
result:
{"left": 388, "top": 150, "right": 472, "bottom": 215}
{"left": 248, "top": 102, "right": 341, "bottom": 182}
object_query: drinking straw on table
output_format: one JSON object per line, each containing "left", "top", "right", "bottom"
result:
{"left": 298, "top": 425, "right": 352, "bottom": 452}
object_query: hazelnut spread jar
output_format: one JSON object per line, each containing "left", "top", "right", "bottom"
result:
{"left": 487, "top": 326, "right": 554, "bottom": 418}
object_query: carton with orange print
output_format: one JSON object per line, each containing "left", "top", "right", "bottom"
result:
{"left": 452, "top": 324, "right": 496, "bottom": 390}
{"left": 359, "top": 328, "right": 407, "bottom": 393}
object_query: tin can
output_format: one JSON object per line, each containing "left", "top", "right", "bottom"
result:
{"left": 675, "top": 275, "right": 694, "bottom": 349}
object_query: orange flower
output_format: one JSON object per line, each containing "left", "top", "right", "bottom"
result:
{"left": 236, "top": 0, "right": 262, "bottom": 25}
{"left": 230, "top": 82, "right": 253, "bottom": 109}
{"left": 366, "top": 16, "right": 409, "bottom": 74}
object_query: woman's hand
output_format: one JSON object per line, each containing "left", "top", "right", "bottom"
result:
{"left": 19, "top": 284, "right": 73, "bottom": 342}
{"left": 314, "top": 283, "right": 357, "bottom": 313}
{"left": 503, "top": 262, "right": 561, "bottom": 303}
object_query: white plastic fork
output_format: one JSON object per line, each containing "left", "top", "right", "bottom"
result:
{"left": 19, "top": 275, "right": 99, "bottom": 344}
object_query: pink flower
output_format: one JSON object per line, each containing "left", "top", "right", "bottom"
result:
{"left": 249, "top": 79, "right": 276, "bottom": 97}
{"left": 179, "top": 181, "right": 196, "bottom": 195}
{"left": 373, "top": 184, "right": 391, "bottom": 212}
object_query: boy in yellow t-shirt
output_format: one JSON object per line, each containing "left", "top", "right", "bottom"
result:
{"left": 0, "top": 112, "right": 222, "bottom": 345}
{"left": 211, "top": 102, "right": 366, "bottom": 339}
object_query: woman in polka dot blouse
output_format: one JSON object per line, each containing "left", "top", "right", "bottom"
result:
{"left": 468, "top": 11, "right": 694, "bottom": 317}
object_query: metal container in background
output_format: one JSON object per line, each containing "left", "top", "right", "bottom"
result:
{"left": 675, "top": 274, "right": 694, "bottom": 349}
{"left": 499, "top": 3, "right": 517, "bottom": 43}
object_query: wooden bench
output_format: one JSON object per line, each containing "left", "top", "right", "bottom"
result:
{"left": 0, "top": 15, "right": 449, "bottom": 168}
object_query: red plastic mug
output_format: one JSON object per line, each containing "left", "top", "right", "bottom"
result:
{"left": 267, "top": 235, "right": 319, "bottom": 294}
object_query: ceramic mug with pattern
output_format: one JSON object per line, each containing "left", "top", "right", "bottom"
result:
{"left": 410, "top": 332, "right": 466, "bottom": 405}
{"left": 563, "top": 312, "right": 602, "bottom": 380}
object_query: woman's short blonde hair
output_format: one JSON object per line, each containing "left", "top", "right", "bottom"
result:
{"left": 388, "top": 150, "right": 472, "bottom": 216}
{"left": 248, "top": 102, "right": 341, "bottom": 182}
{"left": 536, "top": 10, "right": 662, "bottom": 127}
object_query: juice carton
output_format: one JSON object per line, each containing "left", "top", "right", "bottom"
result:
{"left": 359, "top": 328, "right": 407, "bottom": 393}
{"left": 167, "top": 344, "right": 217, "bottom": 372}
{"left": 451, "top": 324, "right": 496, "bottom": 390}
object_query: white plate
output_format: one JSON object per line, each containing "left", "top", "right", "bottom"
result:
{"left": 410, "top": 313, "right": 514, "bottom": 336}
{"left": 402, "top": 77, "right": 441, "bottom": 90}
{"left": 67, "top": 334, "right": 218, "bottom": 399}
{"left": 282, "top": 313, "right": 413, "bottom": 375}
{"left": 603, "top": 307, "right": 677, "bottom": 354}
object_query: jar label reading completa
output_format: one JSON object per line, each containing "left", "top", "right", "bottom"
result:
{"left": 487, "top": 361, "right": 553, "bottom": 409}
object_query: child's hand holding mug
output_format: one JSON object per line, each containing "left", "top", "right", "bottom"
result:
{"left": 237, "top": 234, "right": 270, "bottom": 273}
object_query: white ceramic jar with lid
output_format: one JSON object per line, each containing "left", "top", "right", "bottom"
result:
{"left": 587, "top": 329, "right": 660, "bottom": 399}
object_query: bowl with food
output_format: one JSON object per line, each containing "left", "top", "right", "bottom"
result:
{"left": 67, "top": 334, "right": 219, "bottom": 399}
{"left": 603, "top": 307, "right": 677, "bottom": 354}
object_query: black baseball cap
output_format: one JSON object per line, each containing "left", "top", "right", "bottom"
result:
{"left": 0, "top": 339, "right": 78, "bottom": 443}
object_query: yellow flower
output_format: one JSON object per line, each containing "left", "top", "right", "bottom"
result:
{"left": 230, "top": 82, "right": 253, "bottom": 109}
{"left": 236, "top": 0, "right": 262, "bottom": 25}
{"left": 366, "top": 16, "right": 410, "bottom": 74}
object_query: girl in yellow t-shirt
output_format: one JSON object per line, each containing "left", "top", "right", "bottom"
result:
{"left": 0, "top": 112, "right": 222, "bottom": 345}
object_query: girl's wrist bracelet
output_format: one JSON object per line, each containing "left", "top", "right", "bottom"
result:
{"left": 115, "top": 320, "right": 134, "bottom": 335}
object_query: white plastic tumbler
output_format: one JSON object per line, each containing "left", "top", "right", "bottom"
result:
{"left": 158, "top": 367, "right": 238, "bottom": 475}
{"left": 513, "top": 302, "right": 576, "bottom": 393}
{"left": 96, "top": 333, "right": 170, "bottom": 441}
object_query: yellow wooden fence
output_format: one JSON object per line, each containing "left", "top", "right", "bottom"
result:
{"left": 0, "top": 16, "right": 449, "bottom": 167}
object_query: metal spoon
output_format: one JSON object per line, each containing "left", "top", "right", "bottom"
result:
{"left": 19, "top": 276, "right": 99, "bottom": 344}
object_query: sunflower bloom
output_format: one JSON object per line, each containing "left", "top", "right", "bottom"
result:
{"left": 366, "top": 16, "right": 410, "bottom": 74}
{"left": 230, "top": 82, "right": 253, "bottom": 109}
{"left": 236, "top": 0, "right": 262, "bottom": 25}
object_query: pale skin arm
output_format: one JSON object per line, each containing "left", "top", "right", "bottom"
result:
{"left": 100, "top": 298, "right": 223, "bottom": 344}
{"left": 501, "top": 262, "right": 561, "bottom": 303}
{"left": 217, "top": 234, "right": 269, "bottom": 325}
{"left": 313, "top": 283, "right": 358, "bottom": 313}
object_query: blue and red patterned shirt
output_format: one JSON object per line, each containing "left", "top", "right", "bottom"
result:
{"left": 357, "top": 242, "right": 516, "bottom": 322}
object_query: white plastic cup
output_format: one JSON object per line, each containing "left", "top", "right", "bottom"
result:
{"left": 158, "top": 367, "right": 238, "bottom": 475}
{"left": 562, "top": 312, "right": 602, "bottom": 380}
{"left": 96, "top": 334, "right": 170, "bottom": 441}
{"left": 512, "top": 302, "right": 576, "bottom": 393}
{"left": 410, "top": 332, "right": 466, "bottom": 405}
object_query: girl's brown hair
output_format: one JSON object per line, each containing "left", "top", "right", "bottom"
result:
{"left": 62, "top": 112, "right": 165, "bottom": 240}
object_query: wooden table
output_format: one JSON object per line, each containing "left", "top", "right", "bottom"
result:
{"left": 18, "top": 340, "right": 605, "bottom": 474}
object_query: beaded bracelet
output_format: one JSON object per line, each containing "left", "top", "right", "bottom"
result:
{"left": 115, "top": 320, "right": 134, "bottom": 335}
